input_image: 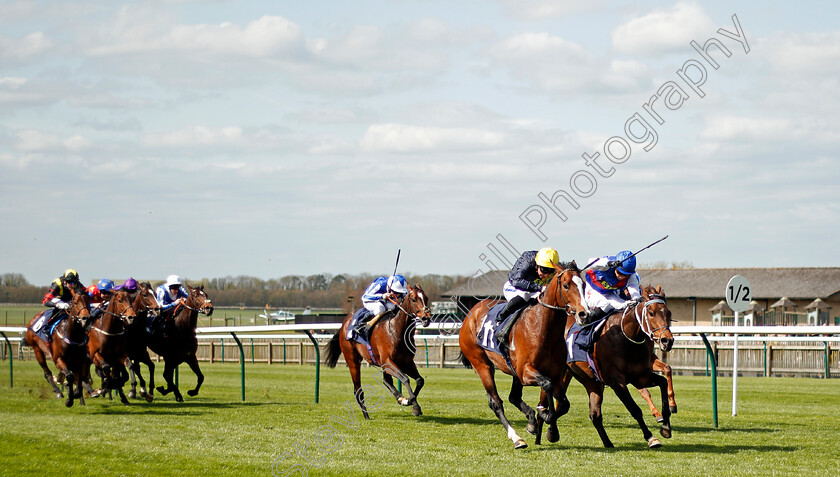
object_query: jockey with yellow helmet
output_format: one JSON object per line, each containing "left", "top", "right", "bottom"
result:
{"left": 495, "top": 248, "right": 560, "bottom": 351}
{"left": 35, "top": 269, "right": 84, "bottom": 334}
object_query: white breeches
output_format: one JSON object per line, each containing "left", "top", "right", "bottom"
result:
{"left": 363, "top": 300, "right": 396, "bottom": 317}
{"left": 503, "top": 281, "right": 542, "bottom": 302}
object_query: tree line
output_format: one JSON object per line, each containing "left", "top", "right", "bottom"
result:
{"left": 0, "top": 272, "right": 470, "bottom": 309}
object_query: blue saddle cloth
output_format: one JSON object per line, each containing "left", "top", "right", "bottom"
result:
{"left": 565, "top": 318, "right": 607, "bottom": 382}
{"left": 346, "top": 308, "right": 377, "bottom": 365}
{"left": 476, "top": 303, "right": 526, "bottom": 356}
{"left": 30, "top": 310, "right": 65, "bottom": 343}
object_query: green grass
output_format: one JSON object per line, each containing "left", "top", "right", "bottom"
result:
{"left": 1, "top": 362, "right": 839, "bottom": 476}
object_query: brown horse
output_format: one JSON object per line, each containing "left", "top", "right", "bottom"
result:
{"left": 23, "top": 287, "right": 92, "bottom": 407}
{"left": 458, "top": 262, "right": 588, "bottom": 449}
{"left": 324, "top": 285, "right": 431, "bottom": 419}
{"left": 125, "top": 282, "right": 161, "bottom": 401}
{"left": 557, "top": 284, "right": 675, "bottom": 448}
{"left": 86, "top": 288, "right": 137, "bottom": 404}
{"left": 147, "top": 285, "right": 213, "bottom": 402}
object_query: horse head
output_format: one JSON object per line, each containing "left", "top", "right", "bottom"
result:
{"left": 111, "top": 289, "right": 137, "bottom": 326}
{"left": 68, "top": 286, "right": 92, "bottom": 326}
{"left": 404, "top": 284, "right": 431, "bottom": 327}
{"left": 543, "top": 260, "right": 589, "bottom": 323}
{"left": 187, "top": 285, "right": 214, "bottom": 316}
{"left": 641, "top": 285, "right": 674, "bottom": 352}
{"left": 135, "top": 282, "right": 161, "bottom": 316}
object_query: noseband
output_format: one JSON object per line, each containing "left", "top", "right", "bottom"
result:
{"left": 621, "top": 296, "right": 669, "bottom": 345}
{"left": 390, "top": 292, "right": 431, "bottom": 325}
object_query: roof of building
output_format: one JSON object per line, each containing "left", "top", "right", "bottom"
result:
{"left": 442, "top": 268, "right": 840, "bottom": 300}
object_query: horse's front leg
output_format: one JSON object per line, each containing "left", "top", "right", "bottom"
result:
{"left": 381, "top": 362, "right": 419, "bottom": 415}
{"left": 508, "top": 377, "right": 537, "bottom": 435}
{"left": 157, "top": 360, "right": 181, "bottom": 402}
{"left": 520, "top": 363, "right": 555, "bottom": 424}
{"left": 185, "top": 354, "right": 204, "bottom": 397}
{"left": 651, "top": 373, "right": 672, "bottom": 438}
{"left": 653, "top": 358, "right": 677, "bottom": 413}
{"left": 612, "top": 382, "right": 660, "bottom": 448}
{"left": 127, "top": 357, "right": 138, "bottom": 399}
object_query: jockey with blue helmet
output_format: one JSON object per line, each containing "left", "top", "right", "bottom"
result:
{"left": 582, "top": 250, "right": 642, "bottom": 325}
{"left": 360, "top": 274, "right": 408, "bottom": 333}
{"left": 88, "top": 278, "right": 116, "bottom": 322}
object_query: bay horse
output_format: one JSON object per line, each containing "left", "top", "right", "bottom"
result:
{"left": 556, "top": 284, "right": 675, "bottom": 448}
{"left": 324, "top": 285, "right": 431, "bottom": 419}
{"left": 125, "top": 282, "right": 161, "bottom": 401}
{"left": 86, "top": 288, "right": 137, "bottom": 404}
{"left": 458, "top": 261, "right": 588, "bottom": 449}
{"left": 23, "top": 286, "right": 91, "bottom": 407}
{"left": 147, "top": 284, "right": 213, "bottom": 402}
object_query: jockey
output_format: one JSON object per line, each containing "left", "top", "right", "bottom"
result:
{"left": 42, "top": 269, "right": 82, "bottom": 310}
{"left": 37, "top": 269, "right": 84, "bottom": 333}
{"left": 88, "top": 278, "right": 115, "bottom": 321}
{"left": 360, "top": 274, "right": 408, "bottom": 333}
{"left": 155, "top": 275, "right": 189, "bottom": 314}
{"left": 495, "top": 248, "right": 560, "bottom": 351}
{"left": 582, "top": 250, "right": 642, "bottom": 325}
{"left": 114, "top": 277, "right": 139, "bottom": 295}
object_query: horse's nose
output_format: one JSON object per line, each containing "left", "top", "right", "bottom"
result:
{"left": 578, "top": 310, "right": 587, "bottom": 320}
{"left": 660, "top": 337, "right": 674, "bottom": 352}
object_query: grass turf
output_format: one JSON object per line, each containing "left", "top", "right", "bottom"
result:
{"left": 1, "top": 362, "right": 838, "bottom": 476}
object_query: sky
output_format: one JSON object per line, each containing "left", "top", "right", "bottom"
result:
{"left": 1, "top": 0, "right": 838, "bottom": 286}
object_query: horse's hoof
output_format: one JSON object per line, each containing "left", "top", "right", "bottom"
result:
{"left": 546, "top": 426, "right": 559, "bottom": 443}
{"left": 647, "top": 437, "right": 662, "bottom": 448}
{"left": 55, "top": 392, "right": 64, "bottom": 399}
{"left": 65, "top": 400, "right": 73, "bottom": 408}
{"left": 187, "top": 389, "right": 198, "bottom": 397}
{"left": 145, "top": 394, "right": 154, "bottom": 403}
{"left": 526, "top": 422, "right": 537, "bottom": 435}
{"left": 514, "top": 439, "right": 528, "bottom": 450}
{"left": 412, "top": 407, "right": 422, "bottom": 417}
{"left": 660, "top": 426, "right": 672, "bottom": 439}
{"left": 156, "top": 386, "right": 168, "bottom": 395}
{"left": 655, "top": 415, "right": 664, "bottom": 423}
{"left": 670, "top": 405, "right": 678, "bottom": 414}
{"left": 397, "top": 397, "right": 410, "bottom": 406}
{"left": 128, "top": 390, "right": 137, "bottom": 399}
{"left": 175, "top": 395, "right": 183, "bottom": 403}
{"left": 90, "top": 389, "right": 103, "bottom": 398}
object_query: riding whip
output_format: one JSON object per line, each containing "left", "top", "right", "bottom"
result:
{"left": 582, "top": 235, "right": 669, "bottom": 271}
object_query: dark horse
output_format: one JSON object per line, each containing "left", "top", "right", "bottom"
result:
{"left": 147, "top": 285, "right": 213, "bottom": 402}
{"left": 24, "top": 286, "right": 91, "bottom": 407}
{"left": 125, "top": 282, "right": 161, "bottom": 401}
{"left": 458, "top": 262, "right": 588, "bottom": 449}
{"left": 86, "top": 288, "right": 137, "bottom": 404}
{"left": 557, "top": 284, "right": 675, "bottom": 448}
{"left": 324, "top": 285, "right": 431, "bottom": 419}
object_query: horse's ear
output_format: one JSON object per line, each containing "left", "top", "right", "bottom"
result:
{"left": 656, "top": 284, "right": 663, "bottom": 295}
{"left": 641, "top": 287, "right": 650, "bottom": 299}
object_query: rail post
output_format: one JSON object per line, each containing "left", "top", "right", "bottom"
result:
{"left": 424, "top": 338, "right": 429, "bottom": 368}
{"left": 1, "top": 332, "right": 12, "bottom": 388}
{"left": 230, "top": 332, "right": 245, "bottom": 401}
{"left": 699, "top": 333, "right": 718, "bottom": 428}
{"left": 825, "top": 341, "right": 831, "bottom": 379}
{"left": 250, "top": 338, "right": 255, "bottom": 364}
{"left": 303, "top": 330, "right": 320, "bottom": 404}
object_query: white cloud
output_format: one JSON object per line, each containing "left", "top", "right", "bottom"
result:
{"left": 611, "top": 2, "right": 715, "bottom": 55}
{"left": 762, "top": 31, "right": 840, "bottom": 76}
{"left": 701, "top": 116, "right": 840, "bottom": 144}
{"left": 142, "top": 126, "right": 244, "bottom": 148}
{"left": 359, "top": 123, "right": 505, "bottom": 153}
{"left": 0, "top": 31, "right": 53, "bottom": 60}
{"left": 499, "top": 0, "right": 604, "bottom": 19}
{"left": 14, "top": 129, "right": 62, "bottom": 152}
{"left": 489, "top": 33, "right": 650, "bottom": 94}
{"left": 63, "top": 135, "right": 92, "bottom": 151}
{"left": 89, "top": 15, "right": 305, "bottom": 58}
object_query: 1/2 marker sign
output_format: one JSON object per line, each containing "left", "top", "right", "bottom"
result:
{"left": 726, "top": 275, "right": 751, "bottom": 313}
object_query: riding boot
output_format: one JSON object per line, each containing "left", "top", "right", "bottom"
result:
{"left": 361, "top": 311, "right": 387, "bottom": 337}
{"left": 496, "top": 296, "right": 526, "bottom": 354}
{"left": 583, "top": 307, "right": 607, "bottom": 326}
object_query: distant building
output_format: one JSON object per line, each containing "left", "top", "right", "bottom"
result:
{"left": 442, "top": 268, "right": 840, "bottom": 326}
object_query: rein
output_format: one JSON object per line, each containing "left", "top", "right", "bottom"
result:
{"left": 56, "top": 318, "right": 88, "bottom": 346}
{"left": 621, "top": 298, "right": 668, "bottom": 345}
{"left": 389, "top": 294, "right": 430, "bottom": 324}
{"left": 538, "top": 268, "right": 573, "bottom": 312}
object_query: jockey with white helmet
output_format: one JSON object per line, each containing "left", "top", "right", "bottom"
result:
{"left": 155, "top": 275, "right": 189, "bottom": 313}
{"left": 582, "top": 250, "right": 642, "bottom": 325}
{"left": 360, "top": 274, "right": 408, "bottom": 333}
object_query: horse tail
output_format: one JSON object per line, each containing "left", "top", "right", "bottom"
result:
{"left": 458, "top": 351, "right": 472, "bottom": 369}
{"left": 324, "top": 331, "right": 342, "bottom": 368}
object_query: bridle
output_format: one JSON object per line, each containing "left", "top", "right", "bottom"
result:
{"left": 90, "top": 294, "right": 136, "bottom": 336}
{"left": 388, "top": 290, "right": 431, "bottom": 326}
{"left": 57, "top": 297, "right": 90, "bottom": 346}
{"left": 621, "top": 295, "right": 670, "bottom": 345}
{"left": 538, "top": 268, "right": 578, "bottom": 315}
